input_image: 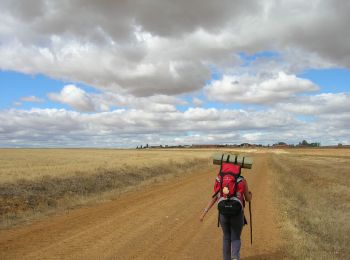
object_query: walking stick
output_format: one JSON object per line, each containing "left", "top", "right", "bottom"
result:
{"left": 249, "top": 201, "right": 253, "bottom": 245}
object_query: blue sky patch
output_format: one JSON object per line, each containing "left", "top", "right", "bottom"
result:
{"left": 0, "top": 70, "right": 99, "bottom": 110}
{"left": 238, "top": 51, "right": 281, "bottom": 67}
{"left": 298, "top": 68, "right": 350, "bottom": 93}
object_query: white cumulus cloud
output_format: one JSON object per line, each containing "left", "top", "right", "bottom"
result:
{"left": 205, "top": 72, "right": 318, "bottom": 104}
{"left": 1, "top": 0, "right": 349, "bottom": 96}
{"left": 277, "top": 93, "right": 350, "bottom": 115}
{"left": 48, "top": 85, "right": 97, "bottom": 112}
{"left": 48, "top": 85, "right": 186, "bottom": 112}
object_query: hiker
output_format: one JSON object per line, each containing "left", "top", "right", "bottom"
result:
{"left": 200, "top": 163, "right": 252, "bottom": 260}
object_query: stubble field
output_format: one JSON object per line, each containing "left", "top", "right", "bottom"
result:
{"left": 0, "top": 148, "right": 349, "bottom": 259}
{"left": 0, "top": 148, "right": 216, "bottom": 228}
{"left": 270, "top": 148, "right": 350, "bottom": 259}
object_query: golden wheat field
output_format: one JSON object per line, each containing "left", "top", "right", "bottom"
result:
{"left": 270, "top": 148, "right": 350, "bottom": 259}
{"left": 1, "top": 148, "right": 228, "bottom": 230}
{"left": 0, "top": 148, "right": 218, "bottom": 183}
{"left": 4, "top": 147, "right": 346, "bottom": 183}
{"left": 0, "top": 148, "right": 349, "bottom": 259}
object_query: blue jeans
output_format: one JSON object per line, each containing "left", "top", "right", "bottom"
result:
{"left": 220, "top": 212, "right": 244, "bottom": 260}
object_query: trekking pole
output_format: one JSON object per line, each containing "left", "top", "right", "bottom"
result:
{"left": 249, "top": 201, "right": 253, "bottom": 245}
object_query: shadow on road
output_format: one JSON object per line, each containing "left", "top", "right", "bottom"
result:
{"left": 242, "top": 251, "right": 286, "bottom": 259}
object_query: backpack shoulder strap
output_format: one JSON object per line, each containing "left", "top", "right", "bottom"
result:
{"left": 237, "top": 176, "right": 244, "bottom": 183}
{"left": 219, "top": 153, "right": 225, "bottom": 173}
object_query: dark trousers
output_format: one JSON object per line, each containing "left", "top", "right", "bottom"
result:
{"left": 220, "top": 212, "right": 244, "bottom": 260}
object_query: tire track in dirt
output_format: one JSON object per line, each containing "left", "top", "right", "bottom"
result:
{"left": 0, "top": 153, "right": 283, "bottom": 259}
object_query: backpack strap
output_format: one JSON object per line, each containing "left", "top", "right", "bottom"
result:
{"left": 217, "top": 154, "right": 225, "bottom": 228}
{"left": 234, "top": 175, "right": 239, "bottom": 197}
{"left": 219, "top": 153, "right": 224, "bottom": 172}
{"left": 236, "top": 176, "right": 244, "bottom": 183}
{"left": 217, "top": 212, "right": 220, "bottom": 227}
{"left": 235, "top": 176, "right": 245, "bottom": 196}
{"left": 219, "top": 153, "right": 228, "bottom": 198}
{"left": 220, "top": 171, "right": 224, "bottom": 197}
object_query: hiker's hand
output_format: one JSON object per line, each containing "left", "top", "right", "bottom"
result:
{"left": 248, "top": 191, "right": 252, "bottom": 200}
{"left": 199, "top": 212, "right": 205, "bottom": 222}
{"left": 200, "top": 209, "right": 208, "bottom": 222}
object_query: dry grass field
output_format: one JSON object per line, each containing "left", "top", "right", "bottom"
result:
{"left": 0, "top": 148, "right": 218, "bottom": 228}
{"left": 270, "top": 148, "right": 350, "bottom": 259}
{"left": 0, "top": 148, "right": 217, "bottom": 183}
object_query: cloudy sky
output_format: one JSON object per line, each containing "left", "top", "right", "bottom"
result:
{"left": 1, "top": 0, "right": 349, "bottom": 147}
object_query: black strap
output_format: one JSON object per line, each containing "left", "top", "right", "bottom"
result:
{"left": 249, "top": 201, "right": 253, "bottom": 245}
{"left": 234, "top": 175, "right": 239, "bottom": 197}
{"left": 219, "top": 154, "right": 225, "bottom": 198}
{"left": 220, "top": 172, "right": 223, "bottom": 197}
{"left": 212, "top": 190, "right": 219, "bottom": 198}
{"left": 219, "top": 153, "right": 224, "bottom": 173}
{"left": 217, "top": 155, "right": 225, "bottom": 222}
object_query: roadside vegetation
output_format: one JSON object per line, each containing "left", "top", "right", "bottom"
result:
{"left": 0, "top": 149, "right": 215, "bottom": 229}
{"left": 270, "top": 150, "right": 350, "bottom": 259}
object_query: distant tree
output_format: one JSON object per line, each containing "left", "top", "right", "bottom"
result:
{"left": 298, "top": 140, "right": 320, "bottom": 147}
{"left": 301, "top": 140, "right": 309, "bottom": 145}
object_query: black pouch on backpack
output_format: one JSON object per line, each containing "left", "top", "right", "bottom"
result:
{"left": 217, "top": 198, "right": 242, "bottom": 216}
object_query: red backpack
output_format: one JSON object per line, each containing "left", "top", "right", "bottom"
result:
{"left": 214, "top": 163, "right": 245, "bottom": 205}
{"left": 213, "top": 162, "right": 245, "bottom": 220}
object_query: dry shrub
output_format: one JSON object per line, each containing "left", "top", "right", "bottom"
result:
{"left": 0, "top": 158, "right": 208, "bottom": 229}
{"left": 270, "top": 153, "right": 350, "bottom": 259}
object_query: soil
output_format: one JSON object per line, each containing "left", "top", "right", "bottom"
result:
{"left": 0, "top": 154, "right": 284, "bottom": 259}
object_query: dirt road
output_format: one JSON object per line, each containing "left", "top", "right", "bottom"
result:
{"left": 0, "top": 154, "right": 283, "bottom": 259}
